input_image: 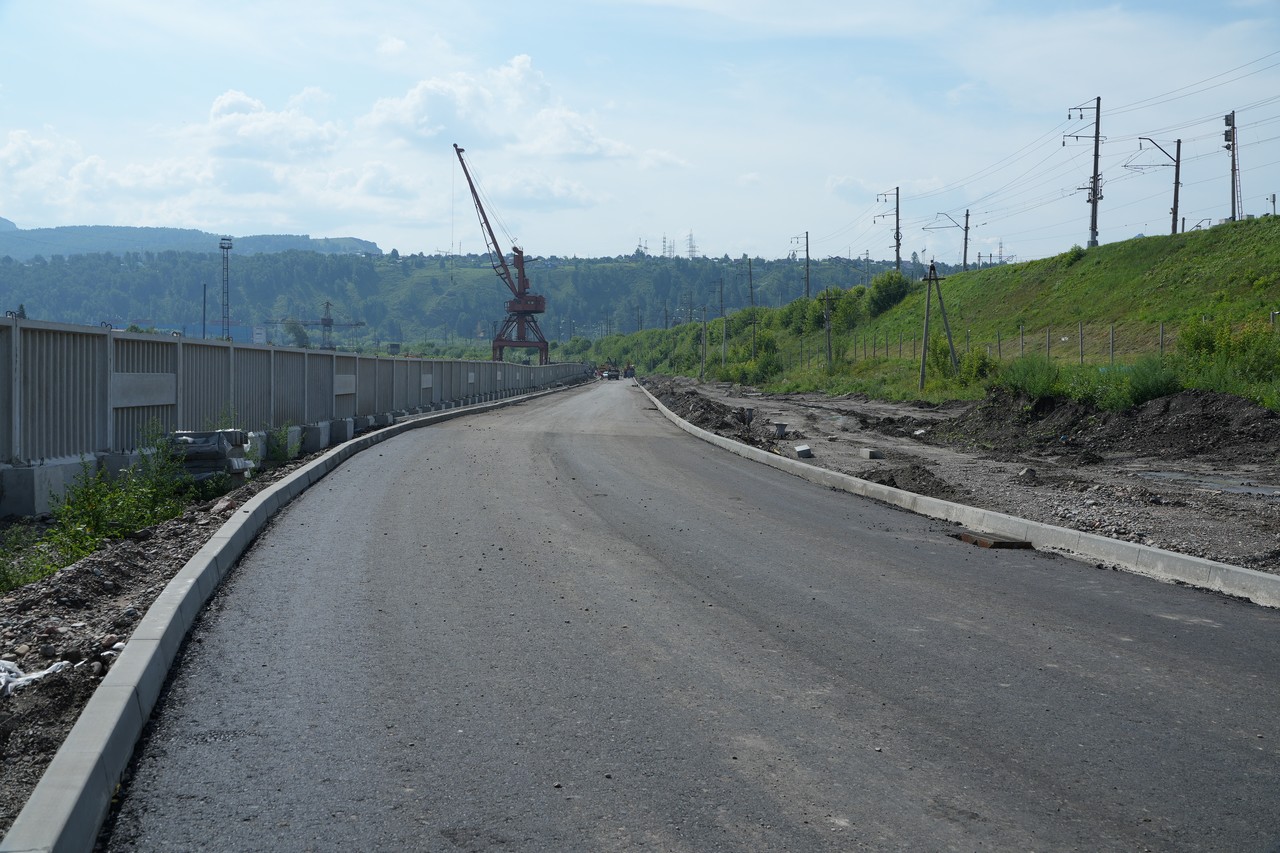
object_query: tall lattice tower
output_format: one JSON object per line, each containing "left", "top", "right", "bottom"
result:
{"left": 219, "top": 236, "right": 233, "bottom": 340}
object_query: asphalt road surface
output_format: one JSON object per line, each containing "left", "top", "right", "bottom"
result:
{"left": 101, "top": 381, "right": 1280, "bottom": 852}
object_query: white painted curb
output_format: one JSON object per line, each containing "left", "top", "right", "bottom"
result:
{"left": 638, "top": 382, "right": 1280, "bottom": 610}
{"left": 0, "top": 383, "right": 584, "bottom": 853}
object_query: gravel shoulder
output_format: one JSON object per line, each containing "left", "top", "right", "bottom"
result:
{"left": 3, "top": 378, "right": 1278, "bottom": 835}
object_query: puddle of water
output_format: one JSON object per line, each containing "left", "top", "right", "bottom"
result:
{"left": 1136, "top": 470, "right": 1280, "bottom": 497}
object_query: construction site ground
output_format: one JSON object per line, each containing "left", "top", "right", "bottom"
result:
{"left": 642, "top": 376, "right": 1280, "bottom": 576}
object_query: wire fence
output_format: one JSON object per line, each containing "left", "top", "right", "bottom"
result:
{"left": 839, "top": 321, "right": 1184, "bottom": 367}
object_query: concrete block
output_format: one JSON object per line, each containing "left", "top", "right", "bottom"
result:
{"left": 0, "top": 458, "right": 86, "bottom": 517}
{"left": 244, "top": 431, "right": 268, "bottom": 464}
{"left": 329, "top": 418, "right": 355, "bottom": 443}
{"left": 264, "top": 425, "right": 302, "bottom": 461}
{"left": 100, "top": 451, "right": 140, "bottom": 477}
{"left": 301, "top": 422, "right": 330, "bottom": 454}
{"left": 859, "top": 448, "right": 885, "bottom": 459}
{"left": 795, "top": 444, "right": 813, "bottom": 458}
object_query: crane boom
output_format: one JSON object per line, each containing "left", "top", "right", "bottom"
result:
{"left": 452, "top": 143, "right": 549, "bottom": 365}
{"left": 454, "top": 143, "right": 519, "bottom": 298}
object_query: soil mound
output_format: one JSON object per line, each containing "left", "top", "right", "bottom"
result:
{"left": 857, "top": 464, "right": 970, "bottom": 503}
{"left": 644, "top": 379, "right": 779, "bottom": 449}
{"left": 926, "top": 388, "right": 1279, "bottom": 464}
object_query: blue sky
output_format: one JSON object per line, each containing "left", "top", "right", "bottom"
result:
{"left": 1, "top": 1, "right": 1278, "bottom": 265}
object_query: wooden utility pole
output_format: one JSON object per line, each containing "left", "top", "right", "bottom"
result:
{"left": 918, "top": 263, "right": 958, "bottom": 390}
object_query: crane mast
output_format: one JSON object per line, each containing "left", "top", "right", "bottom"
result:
{"left": 453, "top": 143, "right": 549, "bottom": 365}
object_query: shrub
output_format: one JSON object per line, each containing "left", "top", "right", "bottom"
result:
{"left": 868, "top": 270, "right": 911, "bottom": 317}
{"left": 997, "top": 356, "right": 1060, "bottom": 402}
{"left": 9, "top": 427, "right": 196, "bottom": 585}
{"left": 958, "top": 348, "right": 1000, "bottom": 384}
{"left": 1127, "top": 355, "right": 1182, "bottom": 405}
{"left": 266, "top": 423, "right": 301, "bottom": 464}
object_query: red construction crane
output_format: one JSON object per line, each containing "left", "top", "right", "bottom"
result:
{"left": 453, "top": 143, "right": 549, "bottom": 365}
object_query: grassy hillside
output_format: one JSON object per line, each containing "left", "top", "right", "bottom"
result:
{"left": 871, "top": 215, "right": 1279, "bottom": 351}
{"left": 591, "top": 216, "right": 1280, "bottom": 409}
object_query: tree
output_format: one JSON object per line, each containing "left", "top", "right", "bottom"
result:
{"left": 284, "top": 319, "right": 311, "bottom": 348}
{"left": 867, "top": 270, "right": 911, "bottom": 317}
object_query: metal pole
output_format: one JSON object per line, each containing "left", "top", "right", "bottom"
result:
{"left": 1172, "top": 139, "right": 1182, "bottom": 235}
{"left": 1089, "top": 97, "right": 1102, "bottom": 247}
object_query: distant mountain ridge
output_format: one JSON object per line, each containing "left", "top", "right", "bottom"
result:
{"left": 0, "top": 223, "right": 381, "bottom": 260}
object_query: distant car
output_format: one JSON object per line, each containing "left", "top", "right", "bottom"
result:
{"left": 600, "top": 369, "right": 616, "bottom": 380}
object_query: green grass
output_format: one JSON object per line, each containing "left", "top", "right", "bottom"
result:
{"left": 597, "top": 216, "right": 1280, "bottom": 411}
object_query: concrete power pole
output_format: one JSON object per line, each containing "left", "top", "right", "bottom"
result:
{"left": 875, "top": 188, "right": 902, "bottom": 271}
{"left": 1066, "top": 98, "right": 1103, "bottom": 247}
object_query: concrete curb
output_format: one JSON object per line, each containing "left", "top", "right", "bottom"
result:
{"left": 0, "top": 383, "right": 584, "bottom": 853}
{"left": 637, "top": 382, "right": 1280, "bottom": 610}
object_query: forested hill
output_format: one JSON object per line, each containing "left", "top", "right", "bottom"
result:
{"left": 0, "top": 245, "right": 922, "bottom": 349}
{"left": 0, "top": 224, "right": 378, "bottom": 261}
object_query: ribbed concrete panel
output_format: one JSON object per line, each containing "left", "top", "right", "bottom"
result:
{"left": 305, "top": 352, "right": 334, "bottom": 422}
{"left": 392, "top": 359, "right": 408, "bottom": 409}
{"left": 181, "top": 342, "right": 231, "bottom": 432}
{"left": 113, "top": 406, "right": 174, "bottom": 452}
{"left": 374, "top": 358, "right": 393, "bottom": 412}
{"left": 110, "top": 336, "right": 179, "bottom": 450}
{"left": 334, "top": 354, "right": 358, "bottom": 418}
{"left": 22, "top": 326, "right": 103, "bottom": 461}
{"left": 272, "top": 349, "right": 307, "bottom": 426}
{"left": 1, "top": 322, "right": 13, "bottom": 462}
{"left": 114, "top": 335, "right": 174, "bottom": 373}
{"left": 356, "top": 355, "right": 376, "bottom": 415}
{"left": 233, "top": 346, "right": 273, "bottom": 430}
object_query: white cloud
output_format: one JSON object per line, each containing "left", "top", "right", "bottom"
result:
{"left": 206, "top": 90, "right": 342, "bottom": 160}
{"left": 377, "top": 35, "right": 407, "bottom": 57}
